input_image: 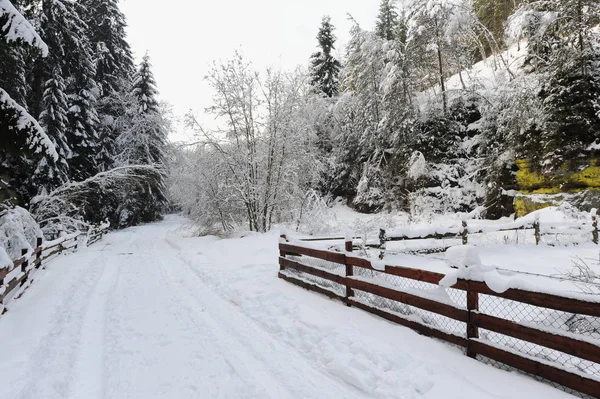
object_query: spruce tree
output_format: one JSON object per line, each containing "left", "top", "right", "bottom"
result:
{"left": 79, "top": 0, "right": 134, "bottom": 173}
{"left": 309, "top": 16, "right": 341, "bottom": 98}
{"left": 28, "top": 0, "right": 100, "bottom": 182}
{"left": 35, "top": 73, "right": 71, "bottom": 193}
{"left": 375, "top": 0, "right": 398, "bottom": 41}
{"left": 79, "top": 0, "right": 134, "bottom": 97}
{"left": 114, "top": 54, "right": 167, "bottom": 225}
{"left": 0, "top": 0, "right": 59, "bottom": 204}
{"left": 121, "top": 54, "right": 165, "bottom": 165}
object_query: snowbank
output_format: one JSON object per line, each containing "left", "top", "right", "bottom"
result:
{"left": 0, "top": 206, "right": 43, "bottom": 260}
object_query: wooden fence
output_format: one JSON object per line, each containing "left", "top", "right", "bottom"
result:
{"left": 278, "top": 237, "right": 600, "bottom": 398}
{"left": 0, "top": 224, "right": 109, "bottom": 314}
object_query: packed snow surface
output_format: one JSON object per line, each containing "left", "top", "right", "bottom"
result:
{"left": 0, "top": 216, "right": 574, "bottom": 399}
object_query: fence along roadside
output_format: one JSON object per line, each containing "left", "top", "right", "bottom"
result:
{"left": 278, "top": 237, "right": 600, "bottom": 398}
{"left": 0, "top": 224, "right": 109, "bottom": 314}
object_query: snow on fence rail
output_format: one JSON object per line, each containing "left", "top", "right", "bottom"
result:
{"left": 302, "top": 214, "right": 599, "bottom": 253}
{"left": 0, "top": 223, "right": 109, "bottom": 314}
{"left": 278, "top": 237, "right": 600, "bottom": 398}
{"left": 383, "top": 216, "right": 598, "bottom": 247}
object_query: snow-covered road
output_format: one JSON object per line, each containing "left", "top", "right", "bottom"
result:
{"left": 0, "top": 217, "right": 574, "bottom": 399}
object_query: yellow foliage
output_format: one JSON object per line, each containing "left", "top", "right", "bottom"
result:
{"left": 514, "top": 197, "right": 554, "bottom": 218}
{"left": 571, "top": 163, "right": 600, "bottom": 188}
{"left": 515, "top": 159, "right": 547, "bottom": 190}
{"left": 514, "top": 159, "right": 600, "bottom": 216}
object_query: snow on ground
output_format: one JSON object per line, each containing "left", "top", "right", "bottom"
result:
{"left": 0, "top": 215, "right": 576, "bottom": 399}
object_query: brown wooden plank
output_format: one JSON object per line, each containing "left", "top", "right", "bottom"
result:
{"left": 279, "top": 257, "right": 346, "bottom": 285}
{"left": 346, "top": 278, "right": 468, "bottom": 322}
{"left": 472, "top": 312, "right": 600, "bottom": 365}
{"left": 386, "top": 232, "right": 459, "bottom": 241}
{"left": 278, "top": 272, "right": 345, "bottom": 301}
{"left": 12, "top": 256, "right": 26, "bottom": 268}
{"left": 0, "top": 273, "right": 26, "bottom": 301}
{"left": 347, "top": 299, "right": 468, "bottom": 347}
{"left": 42, "top": 248, "right": 62, "bottom": 261}
{"left": 463, "top": 280, "right": 600, "bottom": 318}
{"left": 0, "top": 267, "right": 8, "bottom": 280}
{"left": 346, "top": 256, "right": 446, "bottom": 285}
{"left": 471, "top": 340, "right": 600, "bottom": 397}
{"left": 279, "top": 243, "right": 346, "bottom": 264}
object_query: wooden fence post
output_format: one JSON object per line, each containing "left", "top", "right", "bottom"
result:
{"left": 462, "top": 221, "right": 468, "bottom": 245}
{"left": 279, "top": 234, "right": 287, "bottom": 271}
{"left": 592, "top": 212, "right": 598, "bottom": 245}
{"left": 0, "top": 271, "right": 4, "bottom": 312}
{"left": 36, "top": 237, "right": 42, "bottom": 269}
{"left": 345, "top": 238, "right": 353, "bottom": 306}
{"left": 379, "top": 229, "right": 386, "bottom": 260}
{"left": 20, "top": 248, "right": 28, "bottom": 286}
{"left": 533, "top": 219, "right": 541, "bottom": 246}
{"left": 466, "top": 282, "right": 479, "bottom": 359}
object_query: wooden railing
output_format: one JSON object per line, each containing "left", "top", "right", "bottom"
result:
{"left": 0, "top": 224, "right": 110, "bottom": 314}
{"left": 278, "top": 237, "right": 600, "bottom": 398}
{"left": 303, "top": 214, "right": 599, "bottom": 253}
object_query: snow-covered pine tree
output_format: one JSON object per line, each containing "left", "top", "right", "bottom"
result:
{"left": 35, "top": 72, "right": 71, "bottom": 193}
{"left": 78, "top": 0, "right": 134, "bottom": 97}
{"left": 375, "top": 0, "right": 399, "bottom": 41}
{"left": 118, "top": 54, "right": 165, "bottom": 165}
{"left": 0, "top": 0, "right": 57, "bottom": 204}
{"left": 406, "top": 0, "right": 455, "bottom": 113}
{"left": 28, "top": 0, "right": 100, "bottom": 184}
{"left": 507, "top": 0, "right": 600, "bottom": 170}
{"left": 114, "top": 54, "right": 167, "bottom": 225}
{"left": 79, "top": 0, "right": 134, "bottom": 173}
{"left": 309, "top": 16, "right": 341, "bottom": 98}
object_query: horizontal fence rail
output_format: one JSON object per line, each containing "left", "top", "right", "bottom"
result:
{"left": 0, "top": 224, "right": 109, "bottom": 314}
{"left": 299, "top": 214, "right": 599, "bottom": 255}
{"left": 278, "top": 237, "right": 600, "bottom": 398}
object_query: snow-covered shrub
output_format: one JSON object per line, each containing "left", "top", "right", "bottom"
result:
{"left": 31, "top": 165, "right": 165, "bottom": 236}
{"left": 172, "top": 57, "right": 322, "bottom": 235}
{"left": 353, "top": 163, "right": 385, "bottom": 213}
{"left": 0, "top": 205, "right": 43, "bottom": 259}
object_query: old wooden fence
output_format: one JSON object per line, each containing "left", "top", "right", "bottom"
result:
{"left": 301, "top": 213, "right": 599, "bottom": 252}
{"left": 278, "top": 237, "right": 600, "bottom": 398}
{"left": 0, "top": 224, "right": 109, "bottom": 314}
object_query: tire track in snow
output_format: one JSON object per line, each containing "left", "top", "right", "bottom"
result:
{"left": 67, "top": 240, "right": 126, "bottom": 399}
{"left": 4, "top": 232, "right": 134, "bottom": 399}
{"left": 161, "top": 233, "right": 368, "bottom": 399}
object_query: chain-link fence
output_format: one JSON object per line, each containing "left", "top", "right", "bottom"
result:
{"left": 478, "top": 294, "right": 600, "bottom": 383}
{"left": 351, "top": 267, "right": 467, "bottom": 337}
{"left": 284, "top": 254, "right": 346, "bottom": 297}
{"left": 279, "top": 245, "right": 600, "bottom": 398}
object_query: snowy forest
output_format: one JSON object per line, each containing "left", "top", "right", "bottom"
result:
{"left": 2, "top": 0, "right": 600, "bottom": 239}
{"left": 172, "top": 0, "right": 600, "bottom": 234}
{"left": 1, "top": 0, "right": 167, "bottom": 243}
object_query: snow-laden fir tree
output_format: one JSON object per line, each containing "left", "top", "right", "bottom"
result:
{"left": 28, "top": 0, "right": 100, "bottom": 183}
{"left": 0, "top": 0, "right": 57, "bottom": 204}
{"left": 34, "top": 72, "right": 71, "bottom": 193}
{"left": 114, "top": 54, "right": 167, "bottom": 225}
{"left": 506, "top": 0, "right": 600, "bottom": 170}
{"left": 309, "top": 16, "right": 341, "bottom": 98}
{"left": 79, "top": 0, "right": 134, "bottom": 173}
{"left": 78, "top": 0, "right": 134, "bottom": 97}
{"left": 375, "top": 0, "right": 399, "bottom": 41}
{"left": 118, "top": 54, "right": 165, "bottom": 165}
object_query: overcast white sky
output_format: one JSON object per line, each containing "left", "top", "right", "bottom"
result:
{"left": 120, "top": 0, "right": 380, "bottom": 142}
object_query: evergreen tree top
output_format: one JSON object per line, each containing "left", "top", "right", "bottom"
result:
{"left": 375, "top": 0, "right": 398, "bottom": 41}
{"left": 316, "top": 15, "right": 336, "bottom": 55}
{"left": 132, "top": 53, "right": 159, "bottom": 114}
